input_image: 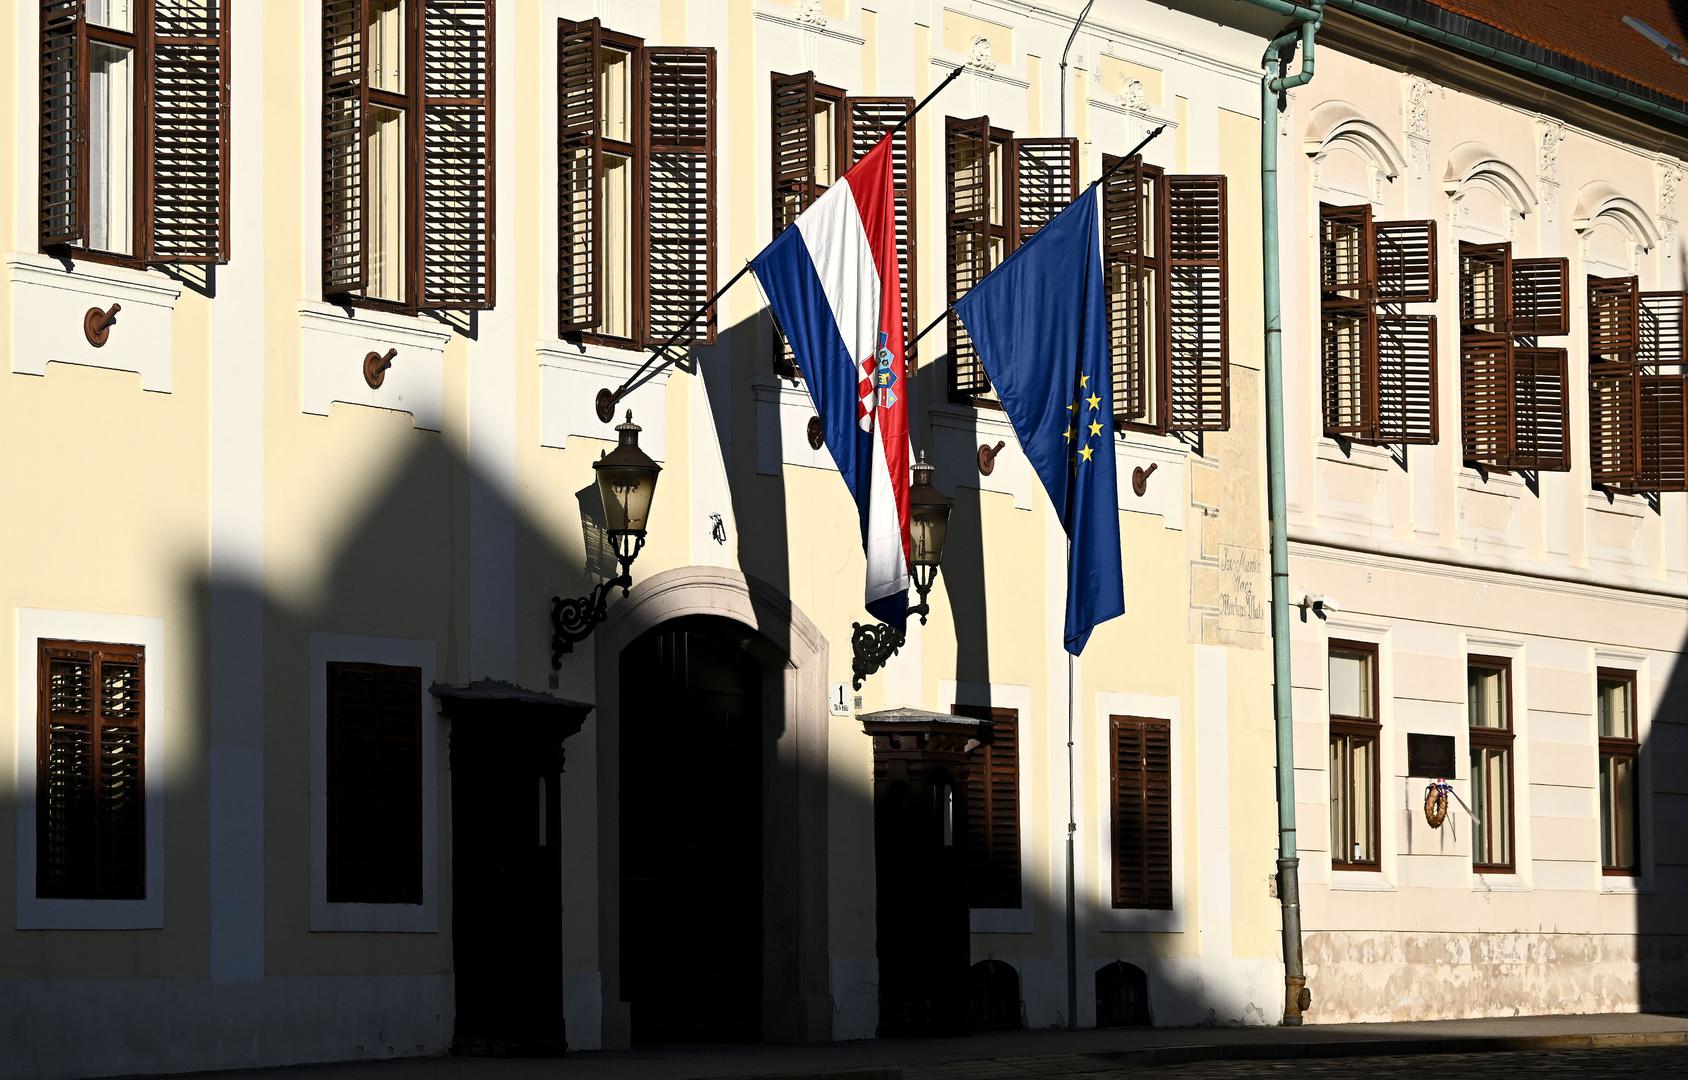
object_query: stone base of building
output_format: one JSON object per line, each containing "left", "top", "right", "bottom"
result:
{"left": 1304, "top": 931, "right": 1688, "bottom": 1022}
{"left": 1, "top": 974, "right": 452, "bottom": 1080}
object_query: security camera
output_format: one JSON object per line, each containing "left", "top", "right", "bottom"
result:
{"left": 1301, "top": 593, "right": 1341, "bottom": 617}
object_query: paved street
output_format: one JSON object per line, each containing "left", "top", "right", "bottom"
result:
{"left": 1135, "top": 1047, "right": 1688, "bottom": 1079}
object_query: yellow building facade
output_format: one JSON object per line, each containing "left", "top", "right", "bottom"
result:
{"left": 0, "top": 1, "right": 1288, "bottom": 1073}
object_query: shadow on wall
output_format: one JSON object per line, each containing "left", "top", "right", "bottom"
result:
{"left": 7, "top": 307, "right": 1269, "bottom": 1079}
{"left": 1636, "top": 623, "right": 1688, "bottom": 1013}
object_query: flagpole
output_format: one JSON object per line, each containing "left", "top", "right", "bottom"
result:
{"left": 906, "top": 125, "right": 1169, "bottom": 363}
{"left": 596, "top": 65, "right": 971, "bottom": 423}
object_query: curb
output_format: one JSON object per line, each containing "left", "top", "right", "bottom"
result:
{"left": 707, "top": 1030, "right": 1688, "bottom": 1080}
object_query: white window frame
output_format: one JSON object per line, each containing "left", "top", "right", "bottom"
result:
{"left": 14, "top": 608, "right": 166, "bottom": 929}
{"left": 308, "top": 631, "right": 440, "bottom": 932}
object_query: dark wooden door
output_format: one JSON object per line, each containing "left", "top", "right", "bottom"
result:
{"left": 620, "top": 618, "right": 764, "bottom": 1044}
{"left": 450, "top": 722, "right": 565, "bottom": 1054}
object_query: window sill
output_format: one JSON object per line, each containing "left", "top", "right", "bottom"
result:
{"left": 539, "top": 339, "right": 674, "bottom": 460}
{"left": 1473, "top": 872, "right": 1532, "bottom": 892}
{"left": 310, "top": 901, "right": 438, "bottom": 934}
{"left": 1330, "top": 869, "right": 1395, "bottom": 891}
{"left": 969, "top": 906, "right": 1035, "bottom": 934}
{"left": 1599, "top": 874, "right": 1647, "bottom": 895}
{"left": 753, "top": 375, "right": 832, "bottom": 475}
{"left": 7, "top": 252, "right": 182, "bottom": 392}
{"left": 1098, "top": 905, "right": 1184, "bottom": 934}
{"left": 298, "top": 302, "right": 451, "bottom": 431}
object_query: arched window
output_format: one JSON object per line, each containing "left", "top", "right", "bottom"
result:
{"left": 1095, "top": 961, "right": 1151, "bottom": 1027}
{"left": 967, "top": 959, "right": 1023, "bottom": 1031}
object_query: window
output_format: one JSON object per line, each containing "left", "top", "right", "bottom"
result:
{"left": 560, "top": 19, "right": 716, "bottom": 349}
{"left": 1316, "top": 204, "right": 1437, "bottom": 445}
{"left": 954, "top": 704, "right": 1019, "bottom": 908}
{"left": 1457, "top": 241, "right": 1572, "bottom": 471}
{"left": 947, "top": 117, "right": 1079, "bottom": 405}
{"left": 1110, "top": 715, "right": 1172, "bottom": 909}
{"left": 36, "top": 639, "right": 146, "bottom": 900}
{"left": 1467, "top": 657, "right": 1514, "bottom": 872}
{"left": 323, "top": 0, "right": 494, "bottom": 314}
{"left": 39, "top": 0, "right": 231, "bottom": 264}
{"left": 1102, "top": 156, "right": 1231, "bottom": 432}
{"left": 769, "top": 74, "right": 916, "bottom": 378}
{"left": 1587, "top": 278, "right": 1687, "bottom": 493}
{"left": 1328, "top": 641, "right": 1379, "bottom": 870}
{"left": 326, "top": 661, "right": 423, "bottom": 904}
{"left": 1597, "top": 669, "right": 1639, "bottom": 874}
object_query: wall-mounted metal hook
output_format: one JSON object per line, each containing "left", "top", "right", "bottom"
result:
{"left": 807, "top": 415, "right": 825, "bottom": 450}
{"left": 977, "top": 440, "right": 1006, "bottom": 476}
{"left": 83, "top": 303, "right": 121, "bottom": 347}
{"left": 363, "top": 347, "right": 397, "bottom": 389}
{"left": 1132, "top": 461, "right": 1158, "bottom": 497}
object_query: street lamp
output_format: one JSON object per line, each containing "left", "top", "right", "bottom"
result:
{"left": 551, "top": 411, "right": 661, "bottom": 667}
{"left": 852, "top": 452, "right": 952, "bottom": 688}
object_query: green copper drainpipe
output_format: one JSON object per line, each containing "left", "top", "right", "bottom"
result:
{"left": 1243, "top": 0, "right": 1322, "bottom": 1027}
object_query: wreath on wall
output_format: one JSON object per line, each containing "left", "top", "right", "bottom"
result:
{"left": 1423, "top": 779, "right": 1452, "bottom": 828}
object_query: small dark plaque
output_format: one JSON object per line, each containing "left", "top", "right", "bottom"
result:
{"left": 1407, "top": 733, "right": 1457, "bottom": 778}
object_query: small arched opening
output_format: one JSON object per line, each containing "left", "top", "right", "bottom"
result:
{"left": 1095, "top": 961, "right": 1152, "bottom": 1027}
{"left": 968, "top": 959, "right": 1024, "bottom": 1031}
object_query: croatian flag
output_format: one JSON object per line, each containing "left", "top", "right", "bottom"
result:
{"left": 753, "top": 137, "right": 912, "bottom": 627}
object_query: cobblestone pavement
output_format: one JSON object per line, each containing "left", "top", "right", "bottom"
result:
{"left": 903, "top": 1046, "right": 1688, "bottom": 1080}
{"left": 1123, "top": 1047, "right": 1688, "bottom": 1079}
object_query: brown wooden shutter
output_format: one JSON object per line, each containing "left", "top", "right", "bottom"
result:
{"left": 1461, "top": 335, "right": 1514, "bottom": 468}
{"left": 40, "top": 0, "right": 86, "bottom": 248}
{"left": 326, "top": 662, "right": 423, "bottom": 905}
{"left": 96, "top": 653, "right": 145, "bottom": 899}
{"left": 1636, "top": 375, "right": 1688, "bottom": 492}
{"left": 419, "top": 0, "right": 494, "bottom": 309}
{"left": 1104, "top": 155, "right": 1164, "bottom": 431}
{"left": 1373, "top": 219, "right": 1436, "bottom": 304}
{"left": 1590, "top": 369, "right": 1642, "bottom": 486}
{"left": 322, "top": 0, "right": 368, "bottom": 295}
{"left": 1510, "top": 347, "right": 1570, "bottom": 472}
{"left": 946, "top": 116, "right": 994, "bottom": 400}
{"left": 1640, "top": 292, "right": 1686, "bottom": 368}
{"left": 1510, "top": 257, "right": 1569, "bottom": 337}
{"left": 846, "top": 97, "right": 917, "bottom": 356}
{"left": 1459, "top": 242, "right": 1511, "bottom": 336}
{"left": 770, "top": 71, "right": 818, "bottom": 377}
{"left": 1588, "top": 276, "right": 1642, "bottom": 486}
{"left": 37, "top": 641, "right": 145, "bottom": 901}
{"left": 1376, "top": 314, "right": 1437, "bottom": 444}
{"left": 1010, "top": 137, "right": 1077, "bottom": 246}
{"left": 1110, "top": 716, "right": 1172, "bottom": 910}
{"left": 955, "top": 705, "right": 1020, "bottom": 909}
{"left": 1322, "top": 308, "right": 1376, "bottom": 440}
{"left": 147, "top": 0, "right": 230, "bottom": 263}
{"left": 1165, "top": 175, "right": 1228, "bottom": 431}
{"left": 641, "top": 47, "right": 715, "bottom": 346}
{"left": 557, "top": 18, "right": 602, "bottom": 334}
{"left": 1319, "top": 204, "right": 1376, "bottom": 440}
{"left": 1319, "top": 203, "right": 1373, "bottom": 302}
{"left": 39, "top": 646, "right": 95, "bottom": 898}
{"left": 1588, "top": 276, "right": 1640, "bottom": 359}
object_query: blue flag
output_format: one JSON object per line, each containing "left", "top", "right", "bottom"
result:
{"left": 954, "top": 185, "right": 1125, "bottom": 654}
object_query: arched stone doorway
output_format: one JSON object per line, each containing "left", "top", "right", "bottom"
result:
{"left": 594, "top": 567, "right": 831, "bottom": 1048}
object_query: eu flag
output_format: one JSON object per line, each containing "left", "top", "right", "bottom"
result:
{"left": 954, "top": 185, "right": 1125, "bottom": 654}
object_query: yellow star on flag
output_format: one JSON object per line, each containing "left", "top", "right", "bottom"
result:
{"left": 1079, "top": 445, "right": 1095, "bottom": 462}
{"left": 1079, "top": 373, "right": 1089, "bottom": 388}
{"left": 1087, "top": 393, "right": 1102, "bottom": 411}
{"left": 1089, "top": 420, "right": 1103, "bottom": 437}
{"left": 1062, "top": 425, "right": 1075, "bottom": 441}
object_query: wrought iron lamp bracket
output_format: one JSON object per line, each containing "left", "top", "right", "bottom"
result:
{"left": 549, "top": 535, "right": 645, "bottom": 668}
{"left": 849, "top": 574, "right": 937, "bottom": 689}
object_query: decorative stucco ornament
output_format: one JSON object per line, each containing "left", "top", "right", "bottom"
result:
{"left": 1424, "top": 778, "right": 1452, "bottom": 829}
{"left": 795, "top": 0, "right": 827, "bottom": 30}
{"left": 1123, "top": 78, "right": 1148, "bottom": 111}
{"left": 968, "top": 35, "right": 996, "bottom": 73}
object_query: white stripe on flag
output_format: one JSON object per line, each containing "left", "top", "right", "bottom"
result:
{"left": 795, "top": 181, "right": 883, "bottom": 376}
